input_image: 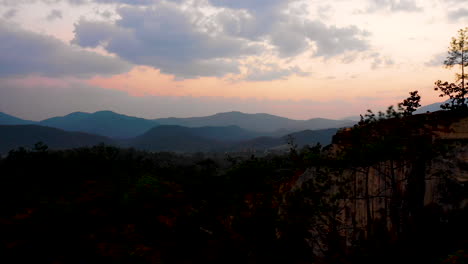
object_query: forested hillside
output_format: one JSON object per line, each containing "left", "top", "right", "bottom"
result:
{"left": 1, "top": 110, "right": 467, "bottom": 264}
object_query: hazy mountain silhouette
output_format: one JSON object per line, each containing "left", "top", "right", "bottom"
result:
{"left": 2, "top": 110, "right": 353, "bottom": 137}
{"left": 126, "top": 125, "right": 263, "bottom": 152}
{"left": 285, "top": 128, "right": 339, "bottom": 146}
{"left": 0, "top": 112, "right": 35, "bottom": 125}
{"left": 232, "top": 128, "right": 339, "bottom": 152}
{"left": 0, "top": 111, "right": 350, "bottom": 153}
{"left": 126, "top": 125, "right": 225, "bottom": 152}
{"left": 0, "top": 123, "right": 339, "bottom": 154}
{"left": 155, "top": 111, "right": 354, "bottom": 132}
{"left": 39, "top": 111, "right": 158, "bottom": 138}
{"left": 414, "top": 101, "right": 448, "bottom": 114}
{"left": 188, "top": 125, "right": 262, "bottom": 141}
{"left": 0, "top": 125, "right": 113, "bottom": 154}
{"left": 125, "top": 125, "right": 337, "bottom": 153}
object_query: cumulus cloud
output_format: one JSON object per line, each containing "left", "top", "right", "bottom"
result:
{"left": 72, "top": 1, "right": 370, "bottom": 79}
{"left": 214, "top": 1, "right": 369, "bottom": 58}
{"left": 73, "top": 4, "right": 264, "bottom": 78}
{"left": 0, "top": 22, "right": 132, "bottom": 78}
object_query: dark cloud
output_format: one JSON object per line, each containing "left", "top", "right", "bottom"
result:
{"left": 0, "top": 22, "right": 132, "bottom": 78}
{"left": 46, "top": 9, "right": 62, "bottom": 21}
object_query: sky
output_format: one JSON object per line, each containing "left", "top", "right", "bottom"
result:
{"left": 0, "top": 0, "right": 466, "bottom": 121}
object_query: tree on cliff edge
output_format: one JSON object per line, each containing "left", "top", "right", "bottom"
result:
{"left": 435, "top": 28, "right": 468, "bottom": 110}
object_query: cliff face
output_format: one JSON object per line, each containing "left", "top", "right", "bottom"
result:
{"left": 279, "top": 111, "right": 468, "bottom": 260}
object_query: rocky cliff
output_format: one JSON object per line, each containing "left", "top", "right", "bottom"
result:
{"left": 279, "top": 111, "right": 468, "bottom": 262}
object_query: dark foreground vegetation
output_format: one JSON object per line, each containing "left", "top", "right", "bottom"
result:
{"left": 0, "top": 144, "right": 306, "bottom": 264}
{"left": 1, "top": 115, "right": 467, "bottom": 264}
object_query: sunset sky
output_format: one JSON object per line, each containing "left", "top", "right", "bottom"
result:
{"left": 0, "top": 0, "right": 466, "bottom": 120}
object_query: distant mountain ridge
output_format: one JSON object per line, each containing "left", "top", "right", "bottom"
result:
{"left": 125, "top": 125, "right": 338, "bottom": 153}
{"left": 0, "top": 112, "right": 35, "bottom": 125}
{"left": 155, "top": 111, "right": 354, "bottom": 132}
{"left": 0, "top": 124, "right": 339, "bottom": 154}
{"left": 127, "top": 125, "right": 226, "bottom": 152}
{"left": 38, "top": 111, "right": 159, "bottom": 139}
{"left": 0, "top": 125, "right": 113, "bottom": 154}
{"left": 0, "top": 111, "right": 355, "bottom": 138}
{"left": 414, "top": 101, "right": 448, "bottom": 114}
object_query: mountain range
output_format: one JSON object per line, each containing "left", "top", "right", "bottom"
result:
{"left": 0, "top": 111, "right": 354, "bottom": 138}
{"left": 0, "top": 105, "right": 446, "bottom": 154}
{"left": 0, "top": 124, "right": 337, "bottom": 154}
{"left": 38, "top": 111, "right": 158, "bottom": 139}
{"left": 154, "top": 111, "right": 354, "bottom": 133}
{"left": 0, "top": 110, "right": 348, "bottom": 154}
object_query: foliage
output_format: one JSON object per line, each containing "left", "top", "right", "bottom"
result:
{"left": 0, "top": 135, "right": 466, "bottom": 264}
{"left": 358, "top": 91, "right": 421, "bottom": 126}
{"left": 435, "top": 28, "right": 468, "bottom": 110}
{"left": 398, "top": 90, "right": 421, "bottom": 116}
{"left": 435, "top": 80, "right": 468, "bottom": 110}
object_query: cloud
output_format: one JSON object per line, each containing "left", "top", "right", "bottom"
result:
{"left": 448, "top": 8, "right": 468, "bottom": 21}
{"left": 46, "top": 9, "right": 62, "bottom": 21}
{"left": 2, "top": 8, "right": 17, "bottom": 19}
{"left": 425, "top": 52, "right": 447, "bottom": 67}
{"left": 72, "top": 1, "right": 370, "bottom": 79}
{"left": 304, "top": 22, "right": 369, "bottom": 57}
{"left": 364, "top": 52, "right": 395, "bottom": 69}
{"left": 245, "top": 65, "right": 309, "bottom": 82}
{"left": 208, "top": 0, "right": 286, "bottom": 12}
{"left": 0, "top": 22, "right": 132, "bottom": 78}
{"left": 365, "top": 0, "right": 422, "bottom": 13}
{"left": 93, "top": 0, "right": 159, "bottom": 5}
{"left": 213, "top": 1, "right": 369, "bottom": 58}
{"left": 72, "top": 4, "right": 263, "bottom": 78}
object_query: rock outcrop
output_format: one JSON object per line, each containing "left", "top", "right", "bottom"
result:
{"left": 279, "top": 111, "right": 468, "bottom": 261}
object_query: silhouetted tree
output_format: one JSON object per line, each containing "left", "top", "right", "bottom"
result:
{"left": 398, "top": 90, "right": 421, "bottom": 116}
{"left": 359, "top": 109, "right": 377, "bottom": 125}
{"left": 435, "top": 28, "right": 468, "bottom": 110}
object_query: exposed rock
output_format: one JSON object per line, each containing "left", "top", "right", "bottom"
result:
{"left": 280, "top": 111, "right": 468, "bottom": 259}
